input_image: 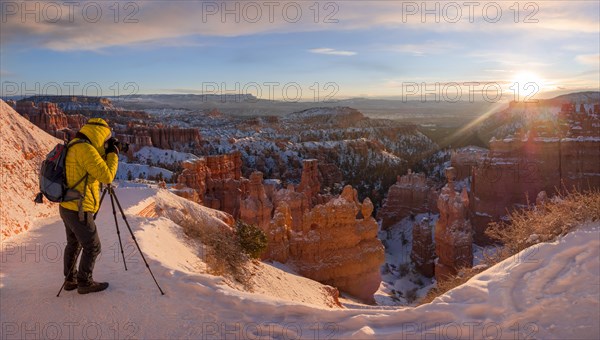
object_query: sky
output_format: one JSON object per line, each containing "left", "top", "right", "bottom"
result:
{"left": 1, "top": 0, "right": 599, "bottom": 101}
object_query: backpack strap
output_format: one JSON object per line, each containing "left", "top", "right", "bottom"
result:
{"left": 66, "top": 135, "right": 92, "bottom": 221}
{"left": 66, "top": 138, "right": 91, "bottom": 190}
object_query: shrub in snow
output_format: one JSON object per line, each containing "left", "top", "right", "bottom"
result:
{"left": 235, "top": 220, "right": 268, "bottom": 259}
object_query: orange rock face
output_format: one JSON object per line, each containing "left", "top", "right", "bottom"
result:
{"left": 14, "top": 101, "right": 82, "bottom": 139}
{"left": 174, "top": 153, "right": 244, "bottom": 218}
{"left": 435, "top": 168, "right": 473, "bottom": 281}
{"left": 451, "top": 146, "right": 488, "bottom": 180}
{"left": 297, "top": 159, "right": 321, "bottom": 207}
{"left": 240, "top": 172, "right": 273, "bottom": 229}
{"left": 288, "top": 186, "right": 384, "bottom": 303}
{"left": 470, "top": 104, "right": 600, "bottom": 242}
{"left": 378, "top": 170, "right": 437, "bottom": 229}
{"left": 147, "top": 126, "right": 201, "bottom": 150}
{"left": 411, "top": 216, "right": 435, "bottom": 278}
{"left": 264, "top": 202, "right": 292, "bottom": 263}
{"left": 175, "top": 159, "right": 209, "bottom": 204}
{"left": 174, "top": 155, "right": 385, "bottom": 302}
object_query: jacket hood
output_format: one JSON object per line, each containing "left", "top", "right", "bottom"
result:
{"left": 77, "top": 118, "right": 112, "bottom": 152}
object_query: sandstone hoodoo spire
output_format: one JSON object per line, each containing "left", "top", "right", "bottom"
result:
{"left": 290, "top": 185, "right": 385, "bottom": 303}
{"left": 240, "top": 171, "right": 273, "bottom": 229}
{"left": 434, "top": 167, "right": 473, "bottom": 282}
{"left": 297, "top": 159, "right": 321, "bottom": 207}
{"left": 411, "top": 216, "right": 435, "bottom": 278}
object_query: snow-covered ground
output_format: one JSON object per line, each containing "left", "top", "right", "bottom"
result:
{"left": 115, "top": 162, "right": 173, "bottom": 181}
{"left": 1, "top": 185, "right": 598, "bottom": 339}
{"left": 131, "top": 146, "right": 200, "bottom": 166}
{"left": 376, "top": 213, "right": 437, "bottom": 306}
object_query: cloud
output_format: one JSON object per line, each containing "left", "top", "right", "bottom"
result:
{"left": 2, "top": 1, "right": 598, "bottom": 52}
{"left": 575, "top": 54, "right": 600, "bottom": 67}
{"left": 308, "top": 48, "right": 356, "bottom": 56}
{"left": 389, "top": 41, "right": 457, "bottom": 56}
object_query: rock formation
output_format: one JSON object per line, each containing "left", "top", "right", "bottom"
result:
{"left": 288, "top": 186, "right": 385, "bottom": 303}
{"left": 206, "top": 151, "right": 242, "bottom": 180}
{"left": 147, "top": 126, "right": 201, "bottom": 150}
{"left": 173, "top": 153, "right": 244, "bottom": 218}
{"left": 450, "top": 146, "right": 489, "bottom": 180}
{"left": 273, "top": 184, "right": 310, "bottom": 231}
{"left": 411, "top": 216, "right": 435, "bottom": 278}
{"left": 435, "top": 167, "right": 473, "bottom": 281}
{"left": 0, "top": 100, "right": 60, "bottom": 240}
{"left": 14, "top": 101, "right": 85, "bottom": 139}
{"left": 378, "top": 170, "right": 437, "bottom": 229}
{"left": 240, "top": 172, "right": 273, "bottom": 229}
{"left": 264, "top": 202, "right": 292, "bottom": 263}
{"left": 470, "top": 103, "right": 600, "bottom": 242}
{"left": 172, "top": 156, "right": 385, "bottom": 302}
{"left": 174, "top": 159, "right": 209, "bottom": 204}
{"left": 297, "top": 159, "right": 321, "bottom": 206}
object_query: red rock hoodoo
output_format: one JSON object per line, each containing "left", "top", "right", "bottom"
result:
{"left": 435, "top": 167, "right": 473, "bottom": 281}
{"left": 378, "top": 170, "right": 437, "bottom": 229}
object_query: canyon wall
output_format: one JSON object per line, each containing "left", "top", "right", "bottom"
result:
{"left": 14, "top": 101, "right": 85, "bottom": 140}
{"left": 378, "top": 170, "right": 438, "bottom": 229}
{"left": 470, "top": 105, "right": 600, "bottom": 242}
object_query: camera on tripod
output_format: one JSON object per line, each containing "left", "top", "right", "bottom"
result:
{"left": 105, "top": 137, "right": 130, "bottom": 154}
{"left": 118, "top": 140, "right": 130, "bottom": 153}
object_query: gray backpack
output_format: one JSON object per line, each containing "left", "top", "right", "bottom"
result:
{"left": 34, "top": 139, "right": 89, "bottom": 203}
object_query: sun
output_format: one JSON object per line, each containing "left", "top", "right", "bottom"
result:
{"left": 511, "top": 71, "right": 544, "bottom": 87}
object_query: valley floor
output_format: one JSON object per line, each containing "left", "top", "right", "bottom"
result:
{"left": 1, "top": 186, "right": 598, "bottom": 339}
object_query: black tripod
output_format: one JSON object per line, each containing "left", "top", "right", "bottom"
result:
{"left": 57, "top": 184, "right": 165, "bottom": 296}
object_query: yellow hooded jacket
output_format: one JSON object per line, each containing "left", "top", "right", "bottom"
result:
{"left": 60, "top": 118, "right": 119, "bottom": 213}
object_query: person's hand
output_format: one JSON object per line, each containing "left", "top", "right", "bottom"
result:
{"left": 105, "top": 137, "right": 122, "bottom": 155}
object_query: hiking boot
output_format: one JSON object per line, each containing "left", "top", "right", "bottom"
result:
{"left": 64, "top": 278, "right": 78, "bottom": 291}
{"left": 77, "top": 280, "right": 109, "bottom": 294}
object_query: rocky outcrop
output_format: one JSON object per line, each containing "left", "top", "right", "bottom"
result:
{"left": 173, "top": 153, "right": 244, "bottom": 218}
{"left": 471, "top": 110, "right": 600, "bottom": 242}
{"left": 297, "top": 159, "right": 321, "bottom": 206}
{"left": 240, "top": 172, "right": 273, "bottom": 229}
{"left": 470, "top": 102, "right": 600, "bottom": 243}
{"left": 0, "top": 100, "right": 60, "bottom": 240}
{"left": 378, "top": 170, "right": 437, "bottom": 229}
{"left": 451, "top": 146, "right": 488, "bottom": 180}
{"left": 273, "top": 184, "right": 310, "bottom": 231}
{"left": 288, "top": 186, "right": 385, "bottom": 303}
{"left": 147, "top": 126, "right": 201, "bottom": 150}
{"left": 264, "top": 202, "right": 292, "bottom": 263}
{"left": 435, "top": 168, "right": 473, "bottom": 281}
{"left": 172, "top": 155, "right": 385, "bottom": 301}
{"left": 204, "top": 153, "right": 243, "bottom": 217}
{"left": 174, "top": 159, "right": 209, "bottom": 204}
{"left": 411, "top": 216, "right": 435, "bottom": 278}
{"left": 13, "top": 101, "right": 92, "bottom": 140}
{"left": 206, "top": 151, "right": 242, "bottom": 180}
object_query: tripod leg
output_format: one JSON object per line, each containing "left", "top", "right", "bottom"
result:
{"left": 111, "top": 189, "right": 165, "bottom": 295}
{"left": 109, "top": 188, "right": 128, "bottom": 271}
{"left": 57, "top": 248, "right": 81, "bottom": 297}
{"left": 94, "top": 187, "right": 107, "bottom": 221}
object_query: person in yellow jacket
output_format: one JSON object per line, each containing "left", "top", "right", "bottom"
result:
{"left": 60, "top": 118, "right": 122, "bottom": 294}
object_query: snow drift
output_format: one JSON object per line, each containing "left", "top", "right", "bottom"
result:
{"left": 0, "top": 99, "right": 60, "bottom": 240}
{"left": 1, "top": 182, "right": 598, "bottom": 339}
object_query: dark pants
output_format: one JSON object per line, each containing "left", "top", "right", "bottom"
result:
{"left": 60, "top": 206, "right": 101, "bottom": 283}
